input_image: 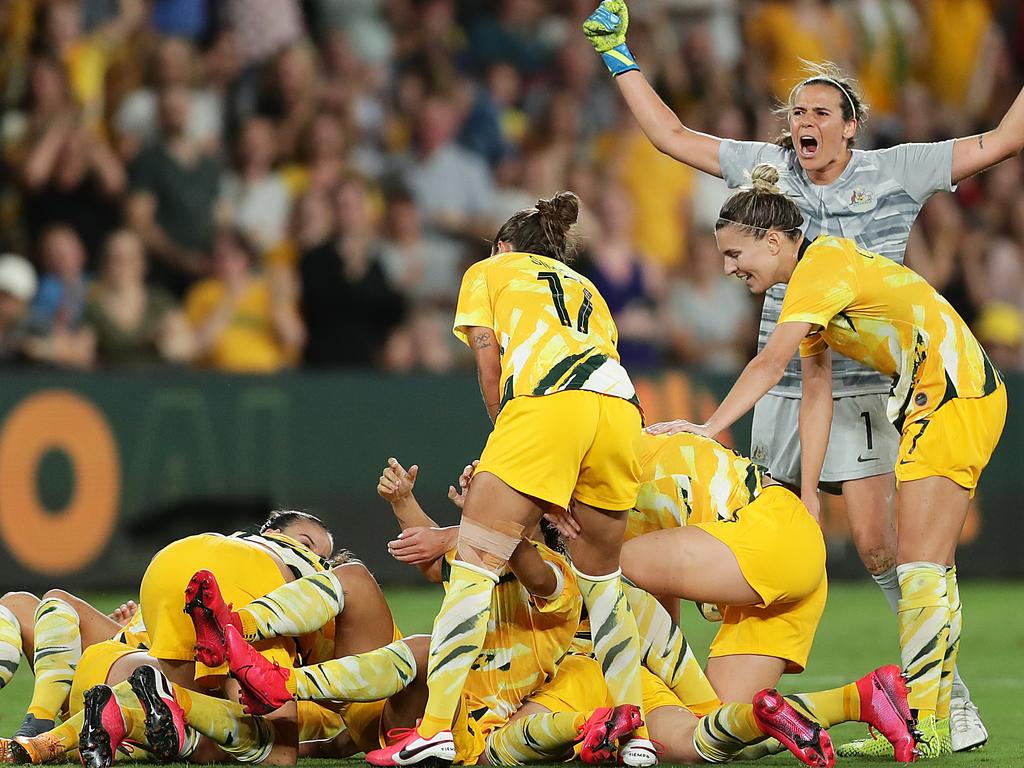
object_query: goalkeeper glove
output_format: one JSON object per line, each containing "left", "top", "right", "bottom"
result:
{"left": 582, "top": 0, "right": 639, "bottom": 77}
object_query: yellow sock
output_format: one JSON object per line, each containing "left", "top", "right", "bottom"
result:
{"left": 622, "top": 581, "right": 720, "bottom": 714}
{"left": 295, "top": 640, "right": 416, "bottom": 701}
{"left": 693, "top": 703, "right": 763, "bottom": 762}
{"left": 27, "top": 599, "right": 81, "bottom": 720}
{"left": 936, "top": 567, "right": 961, "bottom": 721}
{"left": 897, "top": 562, "right": 949, "bottom": 718}
{"left": 784, "top": 684, "right": 860, "bottom": 728}
{"left": 176, "top": 685, "right": 273, "bottom": 762}
{"left": 485, "top": 711, "right": 585, "bottom": 764}
{"left": 0, "top": 605, "right": 22, "bottom": 688}
{"left": 574, "top": 567, "right": 648, "bottom": 740}
{"left": 237, "top": 571, "right": 343, "bottom": 642}
{"left": 110, "top": 681, "right": 148, "bottom": 743}
{"left": 419, "top": 560, "right": 496, "bottom": 738}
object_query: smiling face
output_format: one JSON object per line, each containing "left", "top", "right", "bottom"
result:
{"left": 788, "top": 83, "right": 857, "bottom": 180}
{"left": 715, "top": 226, "right": 793, "bottom": 294}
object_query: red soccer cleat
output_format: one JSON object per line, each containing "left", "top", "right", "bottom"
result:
{"left": 578, "top": 704, "right": 645, "bottom": 764}
{"left": 365, "top": 723, "right": 455, "bottom": 767}
{"left": 184, "top": 569, "right": 241, "bottom": 667}
{"left": 78, "top": 685, "right": 127, "bottom": 768}
{"left": 128, "top": 665, "right": 192, "bottom": 761}
{"left": 856, "top": 664, "right": 918, "bottom": 762}
{"left": 753, "top": 689, "right": 835, "bottom": 768}
{"left": 224, "top": 623, "right": 292, "bottom": 715}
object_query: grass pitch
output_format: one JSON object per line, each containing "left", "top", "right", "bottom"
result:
{"left": 1, "top": 581, "right": 1020, "bottom": 766}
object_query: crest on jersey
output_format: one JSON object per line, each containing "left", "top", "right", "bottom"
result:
{"left": 848, "top": 187, "right": 875, "bottom": 212}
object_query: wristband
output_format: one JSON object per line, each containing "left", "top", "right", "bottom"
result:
{"left": 601, "top": 42, "right": 639, "bottom": 76}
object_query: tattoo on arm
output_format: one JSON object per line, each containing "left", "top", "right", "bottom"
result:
{"left": 979, "top": 134, "right": 985, "bottom": 150}
{"left": 471, "top": 332, "right": 492, "bottom": 349}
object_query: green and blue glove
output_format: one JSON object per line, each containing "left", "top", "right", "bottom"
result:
{"left": 582, "top": 0, "right": 639, "bottom": 77}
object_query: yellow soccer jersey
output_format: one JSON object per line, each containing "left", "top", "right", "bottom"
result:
{"left": 112, "top": 608, "right": 150, "bottom": 650}
{"left": 441, "top": 541, "right": 582, "bottom": 733}
{"left": 453, "top": 252, "right": 638, "bottom": 410}
{"left": 626, "top": 432, "right": 766, "bottom": 538}
{"left": 778, "top": 236, "right": 1001, "bottom": 430}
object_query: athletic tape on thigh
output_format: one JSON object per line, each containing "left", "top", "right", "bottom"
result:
{"left": 458, "top": 518, "right": 526, "bottom": 572}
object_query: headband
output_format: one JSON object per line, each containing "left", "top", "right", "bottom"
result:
{"left": 799, "top": 76, "right": 858, "bottom": 119}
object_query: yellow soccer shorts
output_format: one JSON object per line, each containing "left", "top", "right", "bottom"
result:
{"left": 896, "top": 386, "right": 1007, "bottom": 495}
{"left": 695, "top": 486, "right": 828, "bottom": 673}
{"left": 528, "top": 654, "right": 692, "bottom": 718}
{"left": 70, "top": 641, "right": 148, "bottom": 716}
{"left": 476, "top": 390, "right": 642, "bottom": 511}
{"left": 297, "top": 700, "right": 346, "bottom": 743}
{"left": 140, "top": 534, "right": 296, "bottom": 681}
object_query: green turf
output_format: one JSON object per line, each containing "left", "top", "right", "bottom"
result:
{"left": 2, "top": 581, "right": 1021, "bottom": 765}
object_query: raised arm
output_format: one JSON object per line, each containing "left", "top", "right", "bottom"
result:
{"left": 951, "top": 85, "right": 1024, "bottom": 184}
{"left": 583, "top": 1, "right": 722, "bottom": 176}
{"left": 646, "top": 321, "right": 811, "bottom": 437}
{"left": 798, "top": 348, "right": 833, "bottom": 521}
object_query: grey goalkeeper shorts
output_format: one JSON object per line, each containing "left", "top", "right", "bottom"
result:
{"left": 750, "top": 392, "right": 898, "bottom": 493}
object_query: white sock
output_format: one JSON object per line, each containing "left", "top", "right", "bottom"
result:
{"left": 951, "top": 667, "right": 971, "bottom": 703}
{"left": 872, "top": 565, "right": 901, "bottom": 614}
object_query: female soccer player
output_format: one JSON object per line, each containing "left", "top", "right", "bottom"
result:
{"left": 374, "top": 192, "right": 655, "bottom": 767}
{"left": 649, "top": 165, "right": 1006, "bottom": 759}
{"left": 583, "top": 1, "right": 1024, "bottom": 750}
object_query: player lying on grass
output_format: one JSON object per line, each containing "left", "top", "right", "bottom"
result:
{"left": 0, "top": 590, "right": 138, "bottom": 740}
{"left": 388, "top": 460, "right": 916, "bottom": 767}
{"left": 646, "top": 164, "right": 1006, "bottom": 759}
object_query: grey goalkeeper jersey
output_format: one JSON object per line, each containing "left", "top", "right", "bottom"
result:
{"left": 719, "top": 139, "right": 956, "bottom": 398}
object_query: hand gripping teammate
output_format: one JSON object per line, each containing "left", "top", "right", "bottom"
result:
{"left": 583, "top": 0, "right": 1024, "bottom": 752}
{"left": 373, "top": 192, "right": 656, "bottom": 767}
{"left": 647, "top": 165, "right": 1005, "bottom": 759}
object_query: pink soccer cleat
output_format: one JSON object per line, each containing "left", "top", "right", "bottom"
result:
{"left": 184, "top": 569, "right": 241, "bottom": 667}
{"left": 128, "top": 665, "right": 192, "bottom": 761}
{"left": 365, "top": 723, "right": 455, "bottom": 767}
{"left": 224, "top": 623, "right": 292, "bottom": 715}
{"left": 753, "top": 689, "right": 835, "bottom": 768}
{"left": 578, "top": 704, "right": 645, "bottom": 764}
{"left": 78, "top": 685, "right": 128, "bottom": 768}
{"left": 855, "top": 664, "right": 918, "bottom": 762}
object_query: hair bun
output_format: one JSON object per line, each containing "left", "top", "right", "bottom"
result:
{"left": 536, "top": 191, "right": 580, "bottom": 227}
{"left": 750, "top": 163, "right": 781, "bottom": 194}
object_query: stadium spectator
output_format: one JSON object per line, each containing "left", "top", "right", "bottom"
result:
{"left": 974, "top": 301, "right": 1024, "bottom": 372}
{"left": 82, "top": 228, "right": 193, "bottom": 368}
{"left": 665, "top": 232, "right": 754, "bottom": 373}
{"left": 256, "top": 44, "right": 321, "bottom": 163}
{"left": 113, "top": 36, "right": 223, "bottom": 160}
{"left": 219, "top": 116, "right": 292, "bottom": 252}
{"left": 185, "top": 226, "right": 302, "bottom": 372}
{"left": 0, "top": 253, "right": 37, "bottom": 364}
{"left": 125, "top": 84, "right": 222, "bottom": 297}
{"left": 19, "top": 84, "right": 125, "bottom": 264}
{"left": 300, "top": 176, "right": 407, "bottom": 368}
{"left": 580, "top": 183, "right": 662, "bottom": 370}
{"left": 20, "top": 224, "right": 93, "bottom": 368}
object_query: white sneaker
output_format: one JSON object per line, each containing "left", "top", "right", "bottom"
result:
{"left": 950, "top": 699, "right": 988, "bottom": 752}
{"left": 619, "top": 737, "right": 658, "bottom": 767}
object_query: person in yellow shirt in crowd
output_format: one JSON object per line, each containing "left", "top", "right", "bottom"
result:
{"left": 184, "top": 227, "right": 305, "bottom": 372}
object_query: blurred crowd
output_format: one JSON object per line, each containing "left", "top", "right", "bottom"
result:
{"left": 1, "top": 0, "right": 1023, "bottom": 374}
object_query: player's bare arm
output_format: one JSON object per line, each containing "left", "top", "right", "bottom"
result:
{"left": 584, "top": 1, "right": 722, "bottom": 176}
{"left": 798, "top": 348, "right": 833, "bottom": 521}
{"left": 951, "top": 85, "right": 1024, "bottom": 183}
{"left": 468, "top": 325, "right": 501, "bottom": 423}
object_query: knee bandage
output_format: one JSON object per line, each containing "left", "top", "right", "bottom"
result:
{"left": 457, "top": 518, "right": 525, "bottom": 574}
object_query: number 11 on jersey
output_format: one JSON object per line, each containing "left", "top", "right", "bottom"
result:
{"left": 538, "top": 271, "right": 593, "bottom": 333}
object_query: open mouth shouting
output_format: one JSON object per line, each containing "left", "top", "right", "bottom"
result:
{"left": 798, "top": 134, "right": 819, "bottom": 159}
